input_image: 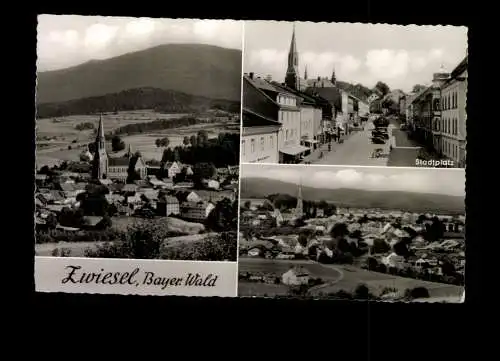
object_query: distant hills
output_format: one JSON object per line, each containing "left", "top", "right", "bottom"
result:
{"left": 336, "top": 81, "right": 373, "bottom": 101}
{"left": 36, "top": 44, "right": 242, "bottom": 104}
{"left": 36, "top": 87, "right": 240, "bottom": 119}
{"left": 240, "top": 178, "right": 465, "bottom": 214}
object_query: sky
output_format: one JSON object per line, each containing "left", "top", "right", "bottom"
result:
{"left": 242, "top": 164, "right": 465, "bottom": 197}
{"left": 244, "top": 21, "right": 468, "bottom": 93}
{"left": 37, "top": 15, "right": 243, "bottom": 72}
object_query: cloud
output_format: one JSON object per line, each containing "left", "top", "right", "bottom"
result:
{"left": 365, "top": 49, "right": 410, "bottom": 79}
{"left": 37, "top": 16, "right": 243, "bottom": 71}
{"left": 247, "top": 49, "right": 361, "bottom": 81}
{"left": 242, "top": 165, "right": 465, "bottom": 197}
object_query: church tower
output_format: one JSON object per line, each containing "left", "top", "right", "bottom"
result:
{"left": 294, "top": 177, "right": 304, "bottom": 219}
{"left": 304, "top": 65, "right": 308, "bottom": 80}
{"left": 331, "top": 66, "right": 337, "bottom": 85}
{"left": 285, "top": 24, "right": 300, "bottom": 90}
{"left": 92, "top": 114, "right": 109, "bottom": 179}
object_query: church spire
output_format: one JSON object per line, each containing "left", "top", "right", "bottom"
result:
{"left": 304, "top": 65, "right": 308, "bottom": 80}
{"left": 294, "top": 176, "right": 304, "bottom": 219}
{"left": 285, "top": 23, "right": 300, "bottom": 90}
{"left": 331, "top": 66, "right": 337, "bottom": 85}
{"left": 92, "top": 113, "right": 108, "bottom": 180}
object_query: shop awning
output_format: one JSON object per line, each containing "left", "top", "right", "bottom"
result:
{"left": 280, "top": 145, "right": 310, "bottom": 156}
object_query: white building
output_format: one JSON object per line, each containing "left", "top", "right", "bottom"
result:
{"left": 282, "top": 267, "right": 309, "bottom": 286}
{"left": 440, "top": 56, "right": 467, "bottom": 167}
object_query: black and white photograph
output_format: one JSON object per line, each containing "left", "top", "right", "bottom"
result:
{"left": 238, "top": 163, "right": 465, "bottom": 302}
{"left": 35, "top": 15, "right": 242, "bottom": 265}
{"left": 242, "top": 21, "right": 467, "bottom": 168}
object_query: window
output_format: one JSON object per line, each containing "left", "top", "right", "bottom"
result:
{"left": 286, "top": 129, "right": 289, "bottom": 140}
{"left": 270, "top": 135, "right": 273, "bottom": 148}
{"left": 242, "top": 140, "right": 245, "bottom": 156}
{"left": 260, "top": 137, "right": 264, "bottom": 151}
{"left": 251, "top": 139, "right": 255, "bottom": 153}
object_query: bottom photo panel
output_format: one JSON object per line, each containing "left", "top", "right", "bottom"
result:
{"left": 238, "top": 163, "right": 465, "bottom": 303}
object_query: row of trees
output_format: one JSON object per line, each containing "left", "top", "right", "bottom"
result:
{"left": 159, "top": 132, "right": 239, "bottom": 168}
{"left": 36, "top": 87, "right": 240, "bottom": 119}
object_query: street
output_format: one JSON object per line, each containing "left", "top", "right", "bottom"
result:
{"left": 310, "top": 121, "right": 393, "bottom": 166}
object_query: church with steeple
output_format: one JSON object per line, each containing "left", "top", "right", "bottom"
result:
{"left": 284, "top": 24, "right": 308, "bottom": 92}
{"left": 284, "top": 24, "right": 338, "bottom": 92}
{"left": 91, "top": 114, "right": 147, "bottom": 182}
{"left": 293, "top": 178, "right": 304, "bottom": 220}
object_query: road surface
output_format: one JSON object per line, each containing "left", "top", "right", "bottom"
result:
{"left": 311, "top": 122, "right": 393, "bottom": 166}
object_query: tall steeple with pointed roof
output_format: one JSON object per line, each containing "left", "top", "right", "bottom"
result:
{"left": 285, "top": 23, "right": 300, "bottom": 90}
{"left": 304, "top": 65, "right": 308, "bottom": 80}
{"left": 331, "top": 66, "right": 337, "bottom": 85}
{"left": 294, "top": 176, "right": 304, "bottom": 219}
{"left": 92, "top": 113, "right": 109, "bottom": 179}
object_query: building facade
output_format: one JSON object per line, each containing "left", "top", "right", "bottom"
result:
{"left": 241, "top": 109, "right": 280, "bottom": 164}
{"left": 92, "top": 115, "right": 147, "bottom": 181}
{"left": 440, "top": 57, "right": 467, "bottom": 167}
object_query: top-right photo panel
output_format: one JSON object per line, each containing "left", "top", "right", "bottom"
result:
{"left": 242, "top": 21, "right": 468, "bottom": 168}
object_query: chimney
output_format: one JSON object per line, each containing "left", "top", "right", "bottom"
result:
{"left": 249, "top": 72, "right": 254, "bottom": 79}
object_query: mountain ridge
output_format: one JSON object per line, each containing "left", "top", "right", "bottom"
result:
{"left": 240, "top": 177, "right": 464, "bottom": 214}
{"left": 36, "top": 87, "right": 240, "bottom": 119}
{"left": 36, "top": 43, "right": 242, "bottom": 104}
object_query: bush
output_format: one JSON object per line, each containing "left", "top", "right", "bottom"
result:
{"left": 405, "top": 287, "right": 430, "bottom": 300}
{"left": 161, "top": 231, "right": 237, "bottom": 262}
{"left": 354, "top": 284, "right": 371, "bottom": 300}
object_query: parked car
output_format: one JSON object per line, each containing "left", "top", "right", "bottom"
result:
{"left": 371, "top": 136, "right": 386, "bottom": 144}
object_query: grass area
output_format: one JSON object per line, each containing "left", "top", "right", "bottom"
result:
{"left": 35, "top": 109, "right": 239, "bottom": 166}
{"left": 237, "top": 258, "right": 464, "bottom": 299}
{"left": 239, "top": 258, "right": 343, "bottom": 281}
{"left": 311, "top": 265, "right": 463, "bottom": 298}
{"left": 238, "top": 281, "right": 289, "bottom": 297}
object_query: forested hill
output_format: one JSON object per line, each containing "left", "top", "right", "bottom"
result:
{"left": 241, "top": 178, "right": 465, "bottom": 215}
{"left": 36, "top": 43, "right": 242, "bottom": 103}
{"left": 336, "top": 81, "right": 372, "bottom": 101}
{"left": 36, "top": 87, "right": 241, "bottom": 119}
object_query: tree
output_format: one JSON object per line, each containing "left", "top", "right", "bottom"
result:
{"left": 183, "top": 136, "right": 190, "bottom": 146}
{"left": 189, "top": 135, "right": 197, "bottom": 146}
{"left": 45, "top": 212, "right": 58, "bottom": 229}
{"left": 330, "top": 222, "right": 349, "bottom": 239}
{"left": 206, "top": 198, "right": 236, "bottom": 232}
{"left": 297, "top": 230, "right": 310, "bottom": 247}
{"left": 366, "top": 257, "right": 379, "bottom": 271}
{"left": 193, "top": 162, "right": 217, "bottom": 186}
{"left": 155, "top": 137, "right": 170, "bottom": 148}
{"left": 244, "top": 200, "right": 251, "bottom": 209}
{"left": 412, "top": 84, "right": 427, "bottom": 93}
{"left": 354, "top": 284, "right": 371, "bottom": 300}
{"left": 375, "top": 81, "right": 390, "bottom": 96}
{"left": 111, "top": 135, "right": 126, "bottom": 152}
{"left": 372, "top": 238, "right": 390, "bottom": 254}
{"left": 197, "top": 130, "right": 209, "bottom": 145}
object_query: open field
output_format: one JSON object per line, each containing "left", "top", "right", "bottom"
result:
{"left": 35, "top": 109, "right": 239, "bottom": 167}
{"left": 238, "top": 258, "right": 464, "bottom": 298}
{"left": 119, "top": 122, "right": 239, "bottom": 161}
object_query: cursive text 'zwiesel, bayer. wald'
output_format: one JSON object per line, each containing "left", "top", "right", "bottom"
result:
{"left": 61, "top": 265, "right": 219, "bottom": 290}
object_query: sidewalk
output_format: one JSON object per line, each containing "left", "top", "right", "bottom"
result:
{"left": 301, "top": 129, "right": 360, "bottom": 164}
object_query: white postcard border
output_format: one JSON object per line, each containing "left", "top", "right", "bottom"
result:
{"left": 35, "top": 256, "right": 238, "bottom": 297}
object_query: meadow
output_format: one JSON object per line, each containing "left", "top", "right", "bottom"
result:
{"left": 238, "top": 258, "right": 464, "bottom": 299}
{"left": 35, "top": 109, "right": 240, "bottom": 167}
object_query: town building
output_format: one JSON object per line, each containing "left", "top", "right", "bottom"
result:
{"left": 92, "top": 115, "right": 147, "bottom": 181}
{"left": 271, "top": 82, "right": 323, "bottom": 150}
{"left": 243, "top": 73, "right": 309, "bottom": 163}
{"left": 405, "top": 93, "right": 417, "bottom": 130}
{"left": 241, "top": 108, "right": 280, "bottom": 164}
{"left": 440, "top": 56, "right": 467, "bottom": 167}
{"left": 282, "top": 267, "right": 309, "bottom": 286}
{"left": 163, "top": 161, "right": 182, "bottom": 179}
{"left": 411, "top": 65, "right": 450, "bottom": 152}
{"left": 157, "top": 196, "right": 180, "bottom": 216}
{"left": 180, "top": 201, "right": 215, "bottom": 222}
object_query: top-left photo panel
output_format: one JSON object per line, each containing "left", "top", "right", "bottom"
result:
{"left": 35, "top": 15, "right": 243, "bottom": 262}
